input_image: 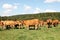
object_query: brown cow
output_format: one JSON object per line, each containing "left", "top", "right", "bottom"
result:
{"left": 14, "top": 20, "right": 23, "bottom": 29}
{"left": 1, "top": 20, "right": 23, "bottom": 29}
{"left": 39, "top": 20, "right": 44, "bottom": 27}
{"left": 23, "top": 19, "right": 39, "bottom": 30}
{"left": 2, "top": 20, "right": 15, "bottom": 29}
{"left": 52, "top": 19, "right": 59, "bottom": 27}
{"left": 46, "top": 19, "right": 52, "bottom": 28}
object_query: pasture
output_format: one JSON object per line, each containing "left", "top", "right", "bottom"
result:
{"left": 0, "top": 25, "right": 60, "bottom": 40}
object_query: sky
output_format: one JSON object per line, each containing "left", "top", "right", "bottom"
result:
{"left": 0, "top": 0, "right": 60, "bottom": 16}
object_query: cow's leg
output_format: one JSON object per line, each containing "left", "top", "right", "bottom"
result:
{"left": 15, "top": 24, "right": 19, "bottom": 29}
{"left": 48, "top": 24, "right": 52, "bottom": 28}
{"left": 29, "top": 25, "right": 30, "bottom": 30}
{"left": 34, "top": 25, "right": 35, "bottom": 30}
{"left": 2, "top": 25, "right": 6, "bottom": 30}
{"left": 35, "top": 25, "right": 38, "bottom": 30}
{"left": 29, "top": 25, "right": 36, "bottom": 30}
{"left": 17, "top": 24, "right": 19, "bottom": 29}
{"left": 17, "top": 24, "right": 21, "bottom": 29}
{"left": 40, "top": 23, "right": 43, "bottom": 27}
{"left": 18, "top": 24, "right": 22, "bottom": 29}
{"left": 54, "top": 25, "right": 56, "bottom": 27}
{"left": 47, "top": 23, "right": 52, "bottom": 28}
{"left": 48, "top": 24, "right": 50, "bottom": 28}
{"left": 13, "top": 25, "right": 15, "bottom": 29}
{"left": 6, "top": 25, "right": 10, "bottom": 30}
{"left": 11, "top": 25, "right": 14, "bottom": 29}
{"left": 39, "top": 24, "right": 40, "bottom": 27}
{"left": 2, "top": 25, "right": 4, "bottom": 29}
{"left": 26, "top": 25, "right": 29, "bottom": 30}
{"left": 53, "top": 23, "right": 56, "bottom": 27}
{"left": 20, "top": 24, "right": 23, "bottom": 29}
{"left": 22, "top": 24, "right": 25, "bottom": 29}
{"left": 18, "top": 25, "right": 21, "bottom": 29}
{"left": 21, "top": 24, "right": 24, "bottom": 29}
{"left": 8, "top": 25, "right": 11, "bottom": 29}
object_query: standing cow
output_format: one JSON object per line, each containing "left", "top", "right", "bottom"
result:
{"left": 46, "top": 19, "right": 52, "bottom": 28}
{"left": 52, "top": 19, "right": 59, "bottom": 27}
{"left": 23, "top": 19, "right": 39, "bottom": 30}
{"left": 39, "top": 20, "right": 44, "bottom": 27}
{"left": 2, "top": 20, "right": 15, "bottom": 29}
{"left": 14, "top": 20, "right": 23, "bottom": 29}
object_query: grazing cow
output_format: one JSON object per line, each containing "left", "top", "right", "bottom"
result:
{"left": 1, "top": 20, "right": 23, "bottom": 29}
{"left": 52, "top": 19, "right": 59, "bottom": 27}
{"left": 23, "top": 19, "right": 39, "bottom": 30}
{"left": 2, "top": 20, "right": 15, "bottom": 29}
{"left": 39, "top": 20, "right": 44, "bottom": 27}
{"left": 14, "top": 21, "right": 20, "bottom": 29}
{"left": 14, "top": 20, "right": 23, "bottom": 29}
{"left": 46, "top": 19, "right": 52, "bottom": 28}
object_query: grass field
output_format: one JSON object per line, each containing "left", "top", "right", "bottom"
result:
{"left": 0, "top": 25, "right": 60, "bottom": 40}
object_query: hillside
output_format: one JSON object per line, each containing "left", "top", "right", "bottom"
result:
{"left": 0, "top": 12, "right": 60, "bottom": 21}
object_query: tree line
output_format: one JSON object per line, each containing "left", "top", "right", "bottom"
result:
{"left": 0, "top": 12, "right": 60, "bottom": 21}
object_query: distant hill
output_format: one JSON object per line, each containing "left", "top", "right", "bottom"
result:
{"left": 0, "top": 12, "right": 60, "bottom": 21}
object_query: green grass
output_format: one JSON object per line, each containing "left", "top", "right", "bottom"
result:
{"left": 0, "top": 25, "right": 60, "bottom": 40}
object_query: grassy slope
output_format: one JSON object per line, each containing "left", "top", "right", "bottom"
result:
{"left": 0, "top": 25, "right": 60, "bottom": 40}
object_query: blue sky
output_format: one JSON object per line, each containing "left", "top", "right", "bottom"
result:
{"left": 0, "top": 0, "right": 60, "bottom": 16}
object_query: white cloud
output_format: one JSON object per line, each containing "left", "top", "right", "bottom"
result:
{"left": 19, "top": 8, "right": 41, "bottom": 15}
{"left": 44, "top": 0, "right": 60, "bottom": 3}
{"left": 2, "top": 3, "right": 18, "bottom": 10}
{"left": 24, "top": 5, "right": 31, "bottom": 11}
{"left": 44, "top": 0, "right": 56, "bottom": 3}
{"left": 2, "top": 4, "right": 12, "bottom": 9}
{"left": 33, "top": 8, "right": 40, "bottom": 13}
{"left": 13, "top": 3, "right": 20, "bottom": 9}
{"left": 13, "top": 5, "right": 18, "bottom": 9}
{"left": 45, "top": 9, "right": 56, "bottom": 12}
{"left": 2, "top": 3, "right": 18, "bottom": 16}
